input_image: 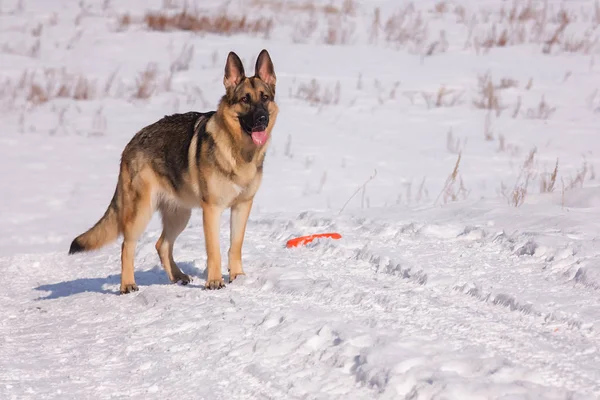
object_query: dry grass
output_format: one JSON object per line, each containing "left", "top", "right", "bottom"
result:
{"left": 473, "top": 73, "right": 504, "bottom": 116}
{"left": 396, "top": 178, "right": 429, "bottom": 206}
{"left": 498, "top": 78, "right": 519, "bottom": 89}
{"left": 0, "top": 63, "right": 179, "bottom": 108}
{"left": 446, "top": 128, "right": 465, "bottom": 154}
{"left": 133, "top": 65, "right": 155, "bottom": 99}
{"left": 434, "top": 2, "right": 448, "bottom": 15}
{"left": 338, "top": 169, "right": 378, "bottom": 214}
{"left": 170, "top": 43, "right": 194, "bottom": 73}
{"left": 484, "top": 112, "right": 494, "bottom": 141}
{"left": 481, "top": 25, "right": 511, "bottom": 49}
{"left": 291, "top": 16, "right": 319, "bottom": 43}
{"left": 435, "top": 153, "right": 469, "bottom": 205}
{"left": 117, "top": 13, "right": 132, "bottom": 31}
{"left": 379, "top": 4, "right": 428, "bottom": 52}
{"left": 91, "top": 106, "right": 107, "bottom": 136}
{"left": 466, "top": 1, "right": 600, "bottom": 55}
{"left": 501, "top": 148, "right": 537, "bottom": 207}
{"left": 566, "top": 161, "right": 589, "bottom": 190}
{"left": 129, "top": 8, "right": 274, "bottom": 37}
{"left": 108, "top": 0, "right": 600, "bottom": 55}
{"left": 423, "top": 30, "right": 449, "bottom": 57}
{"left": 512, "top": 96, "right": 522, "bottom": 118}
{"left": 295, "top": 79, "right": 341, "bottom": 106}
{"left": 524, "top": 95, "right": 556, "bottom": 119}
{"left": 3, "top": 69, "right": 99, "bottom": 106}
{"left": 542, "top": 16, "right": 570, "bottom": 54}
{"left": 132, "top": 63, "right": 175, "bottom": 99}
{"left": 250, "top": 0, "right": 356, "bottom": 16}
{"left": 587, "top": 89, "right": 600, "bottom": 112}
{"left": 2, "top": 38, "right": 41, "bottom": 58}
{"left": 324, "top": 17, "right": 355, "bottom": 45}
{"left": 539, "top": 159, "right": 559, "bottom": 193}
{"left": 422, "top": 86, "right": 464, "bottom": 108}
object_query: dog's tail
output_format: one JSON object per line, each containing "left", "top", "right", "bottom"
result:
{"left": 69, "top": 188, "right": 120, "bottom": 254}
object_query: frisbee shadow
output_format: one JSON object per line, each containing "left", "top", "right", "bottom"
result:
{"left": 34, "top": 261, "right": 206, "bottom": 300}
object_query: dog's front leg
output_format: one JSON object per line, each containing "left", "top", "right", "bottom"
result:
{"left": 202, "top": 204, "right": 225, "bottom": 289}
{"left": 228, "top": 199, "right": 253, "bottom": 283}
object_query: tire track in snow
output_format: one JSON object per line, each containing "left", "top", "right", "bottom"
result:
{"left": 228, "top": 213, "right": 600, "bottom": 397}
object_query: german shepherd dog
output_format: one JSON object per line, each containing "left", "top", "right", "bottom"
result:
{"left": 69, "top": 50, "right": 278, "bottom": 293}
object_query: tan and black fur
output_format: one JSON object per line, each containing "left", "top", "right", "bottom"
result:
{"left": 69, "top": 49, "right": 278, "bottom": 293}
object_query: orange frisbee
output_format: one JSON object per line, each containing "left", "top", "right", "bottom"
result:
{"left": 286, "top": 232, "right": 342, "bottom": 248}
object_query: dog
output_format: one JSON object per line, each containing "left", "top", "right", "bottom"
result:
{"left": 68, "top": 49, "right": 278, "bottom": 293}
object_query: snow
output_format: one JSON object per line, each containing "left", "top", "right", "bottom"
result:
{"left": 1, "top": 0, "right": 600, "bottom": 398}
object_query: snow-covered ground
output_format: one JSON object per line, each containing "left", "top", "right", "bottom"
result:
{"left": 1, "top": 0, "right": 600, "bottom": 398}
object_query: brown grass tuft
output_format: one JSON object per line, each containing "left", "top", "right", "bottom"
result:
{"left": 170, "top": 43, "right": 194, "bottom": 72}
{"left": 3, "top": 69, "right": 102, "bottom": 106}
{"left": 118, "top": 13, "right": 132, "bottom": 30}
{"left": 566, "top": 161, "right": 589, "bottom": 190}
{"left": 27, "top": 83, "right": 49, "bottom": 105}
{"left": 251, "top": 0, "right": 355, "bottom": 16}
{"left": 540, "top": 159, "right": 559, "bottom": 193}
{"left": 143, "top": 8, "right": 273, "bottom": 37}
{"left": 295, "top": 79, "right": 341, "bottom": 106}
{"left": 421, "top": 85, "right": 464, "bottom": 108}
{"left": 434, "top": 2, "right": 448, "bottom": 14}
{"left": 484, "top": 112, "right": 494, "bottom": 141}
{"left": 501, "top": 148, "right": 537, "bottom": 207}
{"left": 381, "top": 4, "right": 428, "bottom": 52}
{"left": 473, "top": 73, "right": 504, "bottom": 116}
{"left": 134, "top": 63, "right": 159, "bottom": 99}
{"left": 525, "top": 95, "right": 556, "bottom": 119}
{"left": 435, "top": 153, "right": 469, "bottom": 205}
{"left": 324, "top": 17, "right": 354, "bottom": 45}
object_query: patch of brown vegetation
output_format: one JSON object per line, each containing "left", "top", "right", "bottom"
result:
{"left": 142, "top": 8, "right": 273, "bottom": 37}
{"left": 473, "top": 73, "right": 504, "bottom": 116}
{"left": 435, "top": 153, "right": 469, "bottom": 204}
{"left": 295, "top": 79, "right": 341, "bottom": 107}
{"left": 250, "top": 0, "right": 356, "bottom": 16}
{"left": 500, "top": 148, "right": 537, "bottom": 207}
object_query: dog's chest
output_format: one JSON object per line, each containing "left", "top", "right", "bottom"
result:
{"left": 207, "top": 166, "right": 262, "bottom": 207}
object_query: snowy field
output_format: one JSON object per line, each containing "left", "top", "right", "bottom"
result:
{"left": 1, "top": 0, "right": 600, "bottom": 398}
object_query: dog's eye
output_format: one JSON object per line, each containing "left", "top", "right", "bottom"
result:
{"left": 240, "top": 94, "right": 250, "bottom": 104}
{"left": 261, "top": 93, "right": 269, "bottom": 102}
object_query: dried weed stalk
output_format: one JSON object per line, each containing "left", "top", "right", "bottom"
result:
{"left": 524, "top": 95, "right": 556, "bottom": 119}
{"left": 539, "top": 159, "right": 559, "bottom": 193}
{"left": 422, "top": 86, "right": 464, "bottom": 108}
{"left": 473, "top": 72, "right": 505, "bottom": 116}
{"left": 295, "top": 79, "right": 341, "bottom": 106}
{"left": 501, "top": 148, "right": 537, "bottom": 207}
{"left": 435, "top": 153, "right": 469, "bottom": 205}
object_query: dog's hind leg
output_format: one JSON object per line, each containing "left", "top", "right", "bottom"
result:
{"left": 156, "top": 205, "right": 192, "bottom": 285}
{"left": 118, "top": 169, "right": 155, "bottom": 294}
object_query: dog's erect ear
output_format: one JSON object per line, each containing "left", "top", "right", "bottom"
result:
{"left": 255, "top": 49, "right": 276, "bottom": 86}
{"left": 224, "top": 51, "right": 245, "bottom": 89}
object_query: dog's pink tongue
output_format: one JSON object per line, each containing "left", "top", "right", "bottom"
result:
{"left": 251, "top": 130, "right": 268, "bottom": 146}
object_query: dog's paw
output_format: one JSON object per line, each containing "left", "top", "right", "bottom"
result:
{"left": 120, "top": 283, "right": 139, "bottom": 294}
{"left": 173, "top": 273, "right": 191, "bottom": 285}
{"left": 205, "top": 279, "right": 225, "bottom": 290}
{"left": 229, "top": 271, "right": 246, "bottom": 283}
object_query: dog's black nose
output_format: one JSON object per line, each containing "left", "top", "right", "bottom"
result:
{"left": 256, "top": 114, "right": 268, "bottom": 126}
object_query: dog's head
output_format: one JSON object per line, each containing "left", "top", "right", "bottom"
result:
{"left": 220, "top": 49, "right": 278, "bottom": 147}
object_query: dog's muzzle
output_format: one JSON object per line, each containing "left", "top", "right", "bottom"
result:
{"left": 239, "top": 107, "right": 270, "bottom": 146}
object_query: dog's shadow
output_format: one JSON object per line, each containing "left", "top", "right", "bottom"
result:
{"left": 34, "top": 262, "right": 207, "bottom": 300}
